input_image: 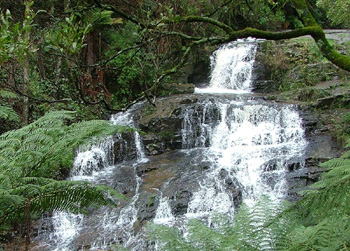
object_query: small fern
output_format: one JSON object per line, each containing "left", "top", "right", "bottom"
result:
{"left": 147, "top": 197, "right": 290, "bottom": 251}
{"left": 0, "top": 105, "right": 19, "bottom": 122}
{"left": 0, "top": 90, "right": 19, "bottom": 123}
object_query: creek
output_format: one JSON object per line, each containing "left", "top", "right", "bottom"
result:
{"left": 34, "top": 38, "right": 308, "bottom": 250}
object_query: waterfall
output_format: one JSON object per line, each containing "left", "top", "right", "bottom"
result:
{"left": 35, "top": 38, "right": 307, "bottom": 250}
{"left": 182, "top": 100, "right": 305, "bottom": 215}
{"left": 157, "top": 38, "right": 307, "bottom": 228}
{"left": 196, "top": 38, "right": 258, "bottom": 94}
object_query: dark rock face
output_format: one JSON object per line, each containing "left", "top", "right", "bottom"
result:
{"left": 218, "top": 169, "right": 243, "bottom": 208}
{"left": 252, "top": 80, "right": 279, "bottom": 93}
{"left": 188, "top": 60, "right": 210, "bottom": 85}
{"left": 285, "top": 109, "right": 342, "bottom": 201}
{"left": 111, "top": 164, "right": 138, "bottom": 195}
{"left": 113, "top": 133, "right": 138, "bottom": 163}
{"left": 137, "top": 95, "right": 199, "bottom": 156}
{"left": 136, "top": 150, "right": 202, "bottom": 219}
{"left": 161, "top": 83, "right": 195, "bottom": 95}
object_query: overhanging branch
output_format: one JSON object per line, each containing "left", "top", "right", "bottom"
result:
{"left": 161, "top": 16, "right": 234, "bottom": 35}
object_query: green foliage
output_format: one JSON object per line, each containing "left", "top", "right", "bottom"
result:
{"left": 147, "top": 198, "right": 291, "bottom": 251}
{"left": 0, "top": 105, "right": 19, "bottom": 122}
{"left": 0, "top": 179, "right": 120, "bottom": 229}
{"left": 0, "top": 110, "right": 130, "bottom": 178}
{"left": 0, "top": 111, "right": 128, "bottom": 235}
{"left": 0, "top": 90, "right": 19, "bottom": 123}
{"left": 316, "top": 0, "right": 350, "bottom": 28}
{"left": 0, "top": 2, "right": 38, "bottom": 64}
{"left": 46, "top": 13, "right": 92, "bottom": 56}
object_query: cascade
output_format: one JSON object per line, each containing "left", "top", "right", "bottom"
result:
{"left": 35, "top": 38, "right": 307, "bottom": 250}
{"left": 155, "top": 38, "right": 306, "bottom": 232}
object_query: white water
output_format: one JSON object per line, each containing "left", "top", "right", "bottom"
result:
{"left": 195, "top": 38, "right": 258, "bottom": 94}
{"left": 37, "top": 38, "right": 307, "bottom": 250}
{"left": 156, "top": 38, "right": 307, "bottom": 229}
{"left": 183, "top": 101, "right": 305, "bottom": 214}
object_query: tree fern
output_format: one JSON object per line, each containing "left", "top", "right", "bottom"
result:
{"left": 1, "top": 181, "right": 122, "bottom": 224}
{"left": 0, "top": 110, "right": 129, "bottom": 244}
{"left": 275, "top": 137, "right": 350, "bottom": 250}
{"left": 294, "top": 146, "right": 350, "bottom": 223}
{"left": 0, "top": 110, "right": 130, "bottom": 178}
{"left": 276, "top": 216, "right": 350, "bottom": 251}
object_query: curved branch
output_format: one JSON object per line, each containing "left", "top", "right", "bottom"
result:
{"left": 228, "top": 26, "right": 323, "bottom": 41}
{"left": 226, "top": 26, "right": 350, "bottom": 72}
{"left": 155, "top": 31, "right": 203, "bottom": 41}
{"left": 161, "top": 16, "right": 234, "bottom": 35}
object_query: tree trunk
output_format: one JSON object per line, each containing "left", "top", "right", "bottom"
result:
{"left": 8, "top": 61, "right": 15, "bottom": 87}
{"left": 25, "top": 200, "right": 31, "bottom": 251}
{"left": 22, "top": 60, "right": 30, "bottom": 125}
{"left": 37, "top": 41, "right": 46, "bottom": 80}
{"left": 87, "top": 31, "right": 96, "bottom": 74}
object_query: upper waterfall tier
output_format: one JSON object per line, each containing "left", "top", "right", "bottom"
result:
{"left": 196, "top": 38, "right": 258, "bottom": 94}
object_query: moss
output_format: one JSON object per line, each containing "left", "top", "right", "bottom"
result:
{"left": 142, "top": 105, "right": 157, "bottom": 116}
{"left": 147, "top": 195, "right": 155, "bottom": 207}
{"left": 159, "top": 130, "right": 175, "bottom": 143}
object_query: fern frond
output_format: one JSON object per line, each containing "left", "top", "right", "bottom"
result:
{"left": 0, "top": 110, "right": 130, "bottom": 231}
{"left": 0, "top": 181, "right": 122, "bottom": 225}
{"left": 277, "top": 216, "right": 350, "bottom": 251}
{"left": 0, "top": 105, "right": 19, "bottom": 122}
{"left": 0, "top": 174, "right": 12, "bottom": 189}
{"left": 0, "top": 193, "right": 25, "bottom": 216}
{"left": 147, "top": 223, "right": 199, "bottom": 251}
{"left": 19, "top": 177, "right": 56, "bottom": 186}
{"left": 0, "top": 111, "right": 130, "bottom": 178}
{"left": 0, "top": 90, "right": 18, "bottom": 99}
{"left": 321, "top": 158, "right": 350, "bottom": 169}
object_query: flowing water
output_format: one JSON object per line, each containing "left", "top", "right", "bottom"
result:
{"left": 35, "top": 38, "right": 307, "bottom": 250}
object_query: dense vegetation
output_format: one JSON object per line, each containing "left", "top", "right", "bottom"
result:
{"left": 1, "top": 0, "right": 350, "bottom": 250}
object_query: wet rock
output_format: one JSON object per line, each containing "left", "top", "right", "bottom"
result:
{"left": 170, "top": 190, "right": 192, "bottom": 215}
{"left": 161, "top": 83, "right": 195, "bottom": 95}
{"left": 188, "top": 60, "right": 210, "bottom": 85}
{"left": 135, "top": 150, "right": 208, "bottom": 218}
{"left": 111, "top": 164, "right": 138, "bottom": 195}
{"left": 166, "top": 173, "right": 199, "bottom": 216}
{"left": 252, "top": 80, "right": 278, "bottom": 93}
{"left": 285, "top": 164, "right": 326, "bottom": 202}
{"left": 137, "top": 96, "right": 199, "bottom": 155}
{"left": 137, "top": 192, "right": 160, "bottom": 223}
{"left": 114, "top": 133, "right": 137, "bottom": 163}
{"left": 284, "top": 109, "right": 342, "bottom": 201}
{"left": 218, "top": 169, "right": 242, "bottom": 207}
